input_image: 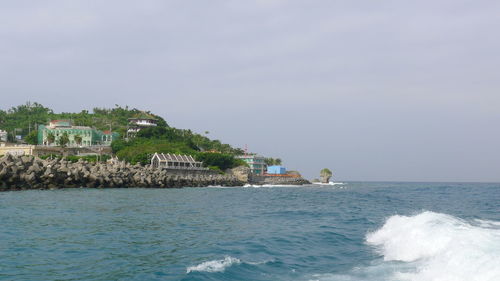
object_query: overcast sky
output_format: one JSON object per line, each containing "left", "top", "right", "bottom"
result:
{"left": 1, "top": 0, "right": 499, "bottom": 181}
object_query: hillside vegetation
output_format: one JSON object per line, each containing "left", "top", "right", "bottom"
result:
{"left": 0, "top": 102, "right": 167, "bottom": 142}
{"left": 1, "top": 102, "right": 246, "bottom": 171}
{"left": 112, "top": 127, "right": 245, "bottom": 170}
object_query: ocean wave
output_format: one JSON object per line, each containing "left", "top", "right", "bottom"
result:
{"left": 243, "top": 184, "right": 304, "bottom": 188}
{"left": 206, "top": 185, "right": 232, "bottom": 188}
{"left": 311, "top": 211, "right": 500, "bottom": 281}
{"left": 312, "top": 182, "right": 345, "bottom": 185}
{"left": 311, "top": 182, "right": 347, "bottom": 189}
{"left": 186, "top": 256, "right": 241, "bottom": 273}
{"left": 186, "top": 256, "right": 274, "bottom": 274}
{"left": 366, "top": 211, "right": 500, "bottom": 281}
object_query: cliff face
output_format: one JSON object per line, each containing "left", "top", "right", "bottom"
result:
{"left": 228, "top": 166, "right": 251, "bottom": 183}
{"left": 0, "top": 155, "right": 244, "bottom": 191}
{"left": 320, "top": 175, "right": 331, "bottom": 184}
{"left": 320, "top": 169, "right": 332, "bottom": 183}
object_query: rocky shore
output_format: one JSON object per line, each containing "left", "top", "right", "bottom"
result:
{"left": 251, "top": 175, "right": 311, "bottom": 185}
{"left": 0, "top": 155, "right": 244, "bottom": 191}
{"left": 228, "top": 166, "right": 311, "bottom": 185}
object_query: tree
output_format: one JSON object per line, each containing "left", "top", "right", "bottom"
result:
{"left": 58, "top": 132, "right": 70, "bottom": 147}
{"left": 0, "top": 110, "right": 6, "bottom": 126}
{"left": 264, "top": 158, "right": 283, "bottom": 166}
{"left": 195, "top": 152, "right": 243, "bottom": 171}
{"left": 264, "top": 158, "right": 274, "bottom": 166}
{"left": 25, "top": 130, "right": 38, "bottom": 145}
{"left": 320, "top": 168, "right": 332, "bottom": 177}
{"left": 74, "top": 134, "right": 82, "bottom": 146}
{"left": 137, "top": 126, "right": 167, "bottom": 139}
{"left": 47, "top": 132, "right": 55, "bottom": 145}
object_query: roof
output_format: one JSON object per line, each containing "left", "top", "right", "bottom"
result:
{"left": 236, "top": 154, "right": 265, "bottom": 159}
{"left": 47, "top": 120, "right": 74, "bottom": 129}
{"left": 129, "top": 112, "right": 157, "bottom": 121}
{"left": 153, "top": 153, "right": 201, "bottom": 163}
{"left": 45, "top": 125, "right": 92, "bottom": 130}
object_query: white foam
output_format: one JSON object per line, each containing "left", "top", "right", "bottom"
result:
{"left": 330, "top": 182, "right": 344, "bottom": 185}
{"left": 206, "top": 185, "right": 232, "bottom": 189}
{"left": 243, "top": 184, "right": 303, "bottom": 188}
{"left": 365, "top": 211, "right": 500, "bottom": 281}
{"left": 309, "top": 211, "right": 500, "bottom": 281}
{"left": 311, "top": 182, "right": 347, "bottom": 189}
{"left": 243, "top": 184, "right": 262, "bottom": 188}
{"left": 186, "top": 256, "right": 241, "bottom": 273}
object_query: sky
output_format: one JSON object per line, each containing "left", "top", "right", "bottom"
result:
{"left": 1, "top": 0, "right": 499, "bottom": 182}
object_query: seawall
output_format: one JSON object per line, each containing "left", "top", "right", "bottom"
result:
{"left": 0, "top": 155, "right": 244, "bottom": 191}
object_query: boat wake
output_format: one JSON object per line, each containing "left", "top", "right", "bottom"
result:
{"left": 186, "top": 256, "right": 273, "bottom": 274}
{"left": 187, "top": 256, "right": 241, "bottom": 273}
{"left": 310, "top": 211, "right": 500, "bottom": 281}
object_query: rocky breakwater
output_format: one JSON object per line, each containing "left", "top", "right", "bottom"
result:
{"left": 229, "top": 166, "right": 310, "bottom": 185}
{"left": 260, "top": 176, "right": 311, "bottom": 185}
{"left": 0, "top": 155, "right": 244, "bottom": 191}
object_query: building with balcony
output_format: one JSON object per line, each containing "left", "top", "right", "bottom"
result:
{"left": 127, "top": 113, "right": 158, "bottom": 137}
{"left": 236, "top": 154, "right": 267, "bottom": 175}
{"left": 37, "top": 120, "right": 119, "bottom": 147}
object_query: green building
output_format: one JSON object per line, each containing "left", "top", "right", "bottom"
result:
{"left": 236, "top": 154, "right": 267, "bottom": 175}
{"left": 38, "top": 120, "right": 119, "bottom": 147}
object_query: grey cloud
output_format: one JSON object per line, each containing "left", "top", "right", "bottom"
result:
{"left": 1, "top": 0, "right": 499, "bottom": 181}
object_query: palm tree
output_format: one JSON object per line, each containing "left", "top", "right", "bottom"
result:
{"left": 74, "top": 134, "right": 82, "bottom": 147}
{"left": 264, "top": 158, "right": 274, "bottom": 166}
{"left": 47, "top": 132, "right": 55, "bottom": 146}
{"left": 58, "top": 132, "right": 70, "bottom": 148}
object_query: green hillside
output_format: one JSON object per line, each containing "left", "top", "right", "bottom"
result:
{"left": 0, "top": 102, "right": 246, "bottom": 171}
{"left": 0, "top": 102, "right": 166, "bottom": 142}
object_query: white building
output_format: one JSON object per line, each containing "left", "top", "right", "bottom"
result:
{"left": 0, "top": 130, "right": 7, "bottom": 142}
{"left": 235, "top": 154, "right": 267, "bottom": 175}
{"left": 0, "top": 144, "right": 35, "bottom": 156}
{"left": 127, "top": 113, "right": 158, "bottom": 137}
{"left": 151, "top": 153, "right": 206, "bottom": 170}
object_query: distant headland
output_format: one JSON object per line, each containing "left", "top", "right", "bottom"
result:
{"left": 0, "top": 102, "right": 311, "bottom": 190}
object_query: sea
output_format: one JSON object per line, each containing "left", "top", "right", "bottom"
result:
{"left": 0, "top": 182, "right": 499, "bottom": 281}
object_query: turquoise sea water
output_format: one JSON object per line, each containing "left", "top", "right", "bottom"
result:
{"left": 0, "top": 182, "right": 499, "bottom": 281}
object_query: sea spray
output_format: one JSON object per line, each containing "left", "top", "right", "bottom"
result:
{"left": 366, "top": 211, "right": 500, "bottom": 281}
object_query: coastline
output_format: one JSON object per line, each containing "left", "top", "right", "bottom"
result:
{"left": 0, "top": 155, "right": 244, "bottom": 191}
